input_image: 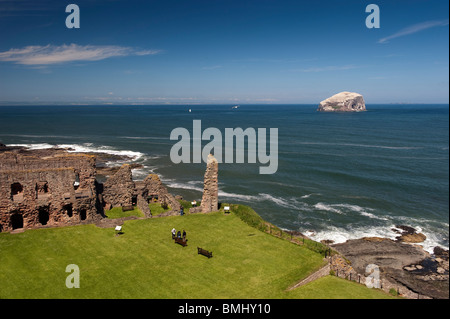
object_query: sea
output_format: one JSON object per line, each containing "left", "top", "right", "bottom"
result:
{"left": 0, "top": 104, "right": 448, "bottom": 252}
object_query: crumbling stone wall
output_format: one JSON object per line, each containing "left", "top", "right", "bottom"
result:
{"left": 0, "top": 148, "right": 186, "bottom": 232}
{"left": 140, "top": 174, "right": 181, "bottom": 215}
{"left": 191, "top": 154, "right": 219, "bottom": 213}
{"left": 102, "top": 164, "right": 135, "bottom": 209}
{"left": 0, "top": 152, "right": 101, "bottom": 232}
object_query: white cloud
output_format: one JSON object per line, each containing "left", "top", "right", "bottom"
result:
{"left": 378, "top": 20, "right": 449, "bottom": 44}
{"left": 0, "top": 44, "right": 161, "bottom": 65}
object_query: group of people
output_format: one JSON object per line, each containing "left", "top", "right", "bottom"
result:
{"left": 171, "top": 228, "right": 187, "bottom": 241}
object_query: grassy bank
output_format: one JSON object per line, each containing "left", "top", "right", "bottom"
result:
{"left": 0, "top": 207, "right": 393, "bottom": 299}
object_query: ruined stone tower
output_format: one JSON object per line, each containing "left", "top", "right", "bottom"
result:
{"left": 199, "top": 154, "right": 219, "bottom": 213}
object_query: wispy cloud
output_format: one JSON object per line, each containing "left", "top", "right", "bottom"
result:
{"left": 0, "top": 44, "right": 161, "bottom": 65}
{"left": 0, "top": 0, "right": 57, "bottom": 17}
{"left": 378, "top": 20, "right": 449, "bottom": 44}
{"left": 293, "top": 65, "right": 358, "bottom": 73}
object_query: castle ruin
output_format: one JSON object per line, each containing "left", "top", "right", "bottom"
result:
{"left": 0, "top": 148, "right": 181, "bottom": 232}
{"left": 191, "top": 154, "right": 219, "bottom": 213}
{"left": 0, "top": 151, "right": 101, "bottom": 232}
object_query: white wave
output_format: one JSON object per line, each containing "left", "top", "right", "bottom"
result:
{"left": 310, "top": 225, "right": 448, "bottom": 254}
{"left": 420, "top": 231, "right": 449, "bottom": 254}
{"left": 333, "top": 203, "right": 368, "bottom": 212}
{"left": 219, "top": 190, "right": 260, "bottom": 201}
{"left": 7, "top": 142, "right": 146, "bottom": 161}
{"left": 258, "top": 193, "right": 299, "bottom": 209}
{"left": 301, "top": 194, "right": 312, "bottom": 199}
{"left": 332, "top": 203, "right": 390, "bottom": 221}
{"left": 313, "top": 225, "right": 399, "bottom": 245}
{"left": 304, "top": 230, "right": 317, "bottom": 237}
{"left": 7, "top": 143, "right": 54, "bottom": 150}
{"left": 360, "top": 211, "right": 390, "bottom": 221}
{"left": 313, "top": 203, "right": 344, "bottom": 214}
{"left": 166, "top": 181, "right": 204, "bottom": 193}
{"left": 394, "top": 215, "right": 448, "bottom": 226}
{"left": 57, "top": 144, "right": 145, "bottom": 161}
{"left": 187, "top": 180, "right": 204, "bottom": 186}
{"left": 131, "top": 168, "right": 152, "bottom": 181}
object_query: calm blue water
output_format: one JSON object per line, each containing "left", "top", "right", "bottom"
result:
{"left": 0, "top": 104, "right": 448, "bottom": 251}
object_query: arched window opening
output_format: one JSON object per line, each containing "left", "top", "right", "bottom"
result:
{"left": 63, "top": 204, "right": 73, "bottom": 218}
{"left": 10, "top": 212, "right": 23, "bottom": 229}
{"left": 79, "top": 209, "right": 87, "bottom": 221}
{"left": 11, "top": 183, "right": 23, "bottom": 200}
{"left": 36, "top": 181, "right": 49, "bottom": 198}
{"left": 38, "top": 207, "right": 50, "bottom": 225}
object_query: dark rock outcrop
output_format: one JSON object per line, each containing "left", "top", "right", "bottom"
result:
{"left": 393, "top": 225, "right": 427, "bottom": 243}
{"left": 332, "top": 238, "right": 449, "bottom": 299}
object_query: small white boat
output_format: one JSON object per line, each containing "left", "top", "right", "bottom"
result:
{"left": 232, "top": 105, "right": 239, "bottom": 109}
{"left": 188, "top": 108, "right": 191, "bottom": 112}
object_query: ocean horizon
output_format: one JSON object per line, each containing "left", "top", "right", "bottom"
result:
{"left": 1, "top": 104, "right": 448, "bottom": 252}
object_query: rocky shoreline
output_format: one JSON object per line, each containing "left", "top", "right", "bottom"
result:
{"left": 0, "top": 144, "right": 143, "bottom": 180}
{"left": 329, "top": 226, "right": 449, "bottom": 299}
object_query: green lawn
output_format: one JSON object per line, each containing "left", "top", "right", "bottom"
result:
{"left": 148, "top": 202, "right": 171, "bottom": 216}
{"left": 286, "top": 276, "right": 395, "bottom": 299}
{"left": 0, "top": 210, "right": 394, "bottom": 299}
{"left": 104, "top": 206, "right": 144, "bottom": 219}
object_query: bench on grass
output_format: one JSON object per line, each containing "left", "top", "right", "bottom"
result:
{"left": 197, "top": 247, "right": 213, "bottom": 258}
{"left": 175, "top": 237, "right": 187, "bottom": 247}
{"left": 121, "top": 205, "right": 134, "bottom": 212}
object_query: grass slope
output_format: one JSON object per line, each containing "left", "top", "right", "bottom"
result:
{"left": 0, "top": 211, "right": 393, "bottom": 299}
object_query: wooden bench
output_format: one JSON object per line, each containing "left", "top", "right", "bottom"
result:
{"left": 122, "top": 205, "right": 134, "bottom": 212}
{"left": 174, "top": 237, "right": 187, "bottom": 247}
{"left": 197, "top": 247, "right": 213, "bottom": 258}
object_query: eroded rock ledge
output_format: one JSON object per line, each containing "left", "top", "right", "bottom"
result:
{"left": 331, "top": 237, "right": 449, "bottom": 299}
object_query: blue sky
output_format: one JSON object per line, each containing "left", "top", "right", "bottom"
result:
{"left": 0, "top": 0, "right": 448, "bottom": 104}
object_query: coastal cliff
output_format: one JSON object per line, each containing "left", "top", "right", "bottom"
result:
{"left": 318, "top": 91, "right": 366, "bottom": 112}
